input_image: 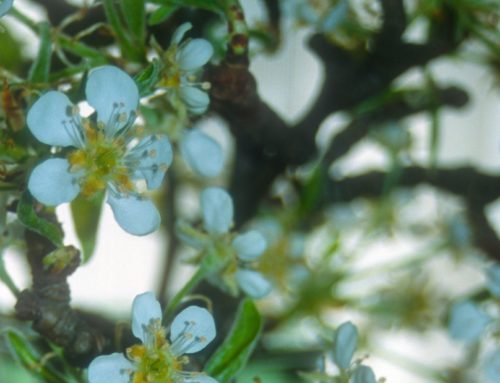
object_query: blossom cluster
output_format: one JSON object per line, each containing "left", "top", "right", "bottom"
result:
{"left": 88, "top": 292, "right": 218, "bottom": 383}
{"left": 177, "top": 187, "right": 273, "bottom": 299}
{"left": 27, "top": 66, "right": 172, "bottom": 236}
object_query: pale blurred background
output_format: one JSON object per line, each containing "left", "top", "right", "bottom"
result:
{"left": 1, "top": 1, "right": 499, "bottom": 382}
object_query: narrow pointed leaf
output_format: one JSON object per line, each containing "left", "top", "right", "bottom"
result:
{"left": 3, "top": 329, "right": 66, "bottom": 383}
{"left": 134, "top": 59, "right": 162, "bottom": 96}
{"left": 17, "top": 192, "right": 63, "bottom": 246}
{"left": 102, "top": 0, "right": 142, "bottom": 61}
{"left": 148, "top": 5, "right": 179, "bottom": 26}
{"left": 70, "top": 193, "right": 104, "bottom": 262}
{"left": 122, "top": 0, "right": 146, "bottom": 42}
{"left": 28, "top": 22, "right": 52, "bottom": 83}
{"left": 205, "top": 299, "right": 261, "bottom": 382}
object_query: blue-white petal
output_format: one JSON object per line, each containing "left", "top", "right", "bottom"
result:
{"left": 201, "top": 187, "right": 233, "bottom": 235}
{"left": 351, "top": 365, "right": 376, "bottom": 383}
{"left": 87, "top": 353, "right": 133, "bottom": 383}
{"left": 484, "top": 349, "right": 500, "bottom": 383}
{"left": 131, "top": 291, "right": 162, "bottom": 343}
{"left": 486, "top": 264, "right": 500, "bottom": 297}
{"left": 131, "top": 135, "right": 173, "bottom": 189}
{"left": 448, "top": 301, "right": 491, "bottom": 343}
{"left": 28, "top": 158, "right": 80, "bottom": 206}
{"left": 170, "top": 306, "right": 216, "bottom": 354}
{"left": 27, "top": 91, "right": 81, "bottom": 147}
{"left": 182, "top": 376, "right": 219, "bottom": 383}
{"left": 235, "top": 269, "right": 272, "bottom": 299}
{"left": 0, "top": 0, "right": 13, "bottom": 18}
{"left": 180, "top": 86, "right": 210, "bottom": 115}
{"left": 333, "top": 321, "right": 358, "bottom": 370}
{"left": 321, "top": 0, "right": 349, "bottom": 32}
{"left": 107, "top": 194, "right": 160, "bottom": 236}
{"left": 85, "top": 66, "right": 139, "bottom": 135}
{"left": 232, "top": 231, "right": 267, "bottom": 261}
{"left": 171, "top": 22, "right": 192, "bottom": 45}
{"left": 180, "top": 129, "right": 223, "bottom": 178}
{"left": 177, "top": 39, "right": 213, "bottom": 71}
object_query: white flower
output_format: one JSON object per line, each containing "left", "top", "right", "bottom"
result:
{"left": 0, "top": 0, "right": 13, "bottom": 18}
{"left": 484, "top": 349, "right": 500, "bottom": 383}
{"left": 351, "top": 365, "right": 376, "bottom": 383}
{"left": 88, "top": 292, "right": 217, "bottom": 383}
{"left": 332, "top": 321, "right": 358, "bottom": 370}
{"left": 486, "top": 263, "right": 500, "bottom": 297}
{"left": 201, "top": 187, "right": 272, "bottom": 299}
{"left": 161, "top": 22, "right": 214, "bottom": 115}
{"left": 180, "top": 129, "right": 224, "bottom": 178}
{"left": 27, "top": 66, "right": 173, "bottom": 236}
{"left": 448, "top": 300, "right": 491, "bottom": 343}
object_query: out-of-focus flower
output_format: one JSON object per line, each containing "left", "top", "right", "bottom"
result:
{"left": 180, "top": 128, "right": 224, "bottom": 178}
{"left": 332, "top": 321, "right": 358, "bottom": 370}
{"left": 351, "top": 365, "right": 377, "bottom": 383}
{"left": 448, "top": 301, "right": 491, "bottom": 343}
{"left": 201, "top": 188, "right": 272, "bottom": 298}
{"left": 486, "top": 263, "right": 500, "bottom": 297}
{"left": 160, "top": 22, "right": 213, "bottom": 115}
{"left": 483, "top": 349, "right": 500, "bottom": 383}
{"left": 27, "top": 66, "right": 172, "bottom": 235}
{"left": 0, "top": 0, "right": 13, "bottom": 18}
{"left": 286, "top": 0, "right": 349, "bottom": 32}
{"left": 87, "top": 292, "right": 217, "bottom": 383}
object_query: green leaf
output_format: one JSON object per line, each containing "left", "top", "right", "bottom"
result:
{"left": 70, "top": 193, "right": 104, "bottom": 263}
{"left": 16, "top": 192, "right": 63, "bottom": 247}
{"left": 148, "top": 5, "right": 179, "bottom": 26}
{"left": 28, "top": 22, "right": 52, "bottom": 83}
{"left": 122, "top": 0, "right": 146, "bottom": 42}
{"left": 102, "top": 0, "right": 143, "bottom": 61}
{"left": 3, "top": 329, "right": 66, "bottom": 383}
{"left": 134, "top": 59, "right": 162, "bottom": 96}
{"left": 205, "top": 299, "right": 262, "bottom": 382}
{"left": 0, "top": 253, "right": 20, "bottom": 296}
{"left": 155, "top": 0, "right": 225, "bottom": 13}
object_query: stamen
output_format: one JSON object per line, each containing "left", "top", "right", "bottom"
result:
{"left": 170, "top": 320, "right": 206, "bottom": 356}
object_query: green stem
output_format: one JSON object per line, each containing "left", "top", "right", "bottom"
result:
{"left": 10, "top": 7, "right": 38, "bottom": 31}
{"left": 0, "top": 248, "right": 20, "bottom": 298}
{"left": 164, "top": 266, "right": 208, "bottom": 319}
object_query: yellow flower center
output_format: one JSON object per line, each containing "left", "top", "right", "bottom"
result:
{"left": 67, "top": 121, "right": 134, "bottom": 198}
{"left": 126, "top": 322, "right": 186, "bottom": 383}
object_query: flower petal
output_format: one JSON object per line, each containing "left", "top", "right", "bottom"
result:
{"left": 232, "top": 231, "right": 267, "bottom": 261}
{"left": 182, "top": 375, "right": 219, "bottom": 383}
{"left": 177, "top": 39, "right": 213, "bottom": 71}
{"left": 107, "top": 194, "right": 160, "bottom": 236}
{"left": 87, "top": 353, "right": 133, "bottom": 383}
{"left": 484, "top": 349, "right": 500, "bottom": 383}
{"left": 351, "top": 365, "right": 376, "bottom": 383}
{"left": 486, "top": 264, "right": 500, "bottom": 297}
{"left": 131, "top": 135, "right": 173, "bottom": 189}
{"left": 131, "top": 292, "right": 162, "bottom": 343}
{"left": 171, "top": 22, "right": 192, "bottom": 45}
{"left": 321, "top": 0, "right": 349, "bottom": 32}
{"left": 170, "top": 306, "right": 216, "bottom": 354}
{"left": 180, "top": 129, "right": 223, "bottom": 177}
{"left": 180, "top": 86, "right": 210, "bottom": 115}
{"left": 201, "top": 187, "right": 233, "bottom": 235}
{"left": 448, "top": 300, "right": 491, "bottom": 343}
{"left": 332, "top": 321, "right": 358, "bottom": 370}
{"left": 0, "top": 0, "right": 13, "bottom": 18}
{"left": 235, "top": 269, "right": 272, "bottom": 299}
{"left": 27, "top": 91, "right": 81, "bottom": 147}
{"left": 28, "top": 158, "right": 80, "bottom": 206}
{"left": 85, "top": 66, "right": 139, "bottom": 135}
